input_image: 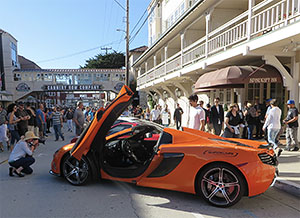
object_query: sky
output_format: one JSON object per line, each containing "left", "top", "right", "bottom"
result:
{"left": 0, "top": 0, "right": 149, "bottom": 69}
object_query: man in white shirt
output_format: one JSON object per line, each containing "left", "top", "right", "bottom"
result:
{"left": 150, "top": 105, "right": 161, "bottom": 124}
{"left": 188, "top": 95, "right": 205, "bottom": 131}
{"left": 263, "top": 99, "right": 283, "bottom": 156}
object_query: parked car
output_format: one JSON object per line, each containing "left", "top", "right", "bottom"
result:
{"left": 50, "top": 85, "right": 278, "bottom": 207}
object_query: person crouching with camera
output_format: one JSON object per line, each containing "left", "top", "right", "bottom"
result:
{"left": 8, "top": 131, "right": 39, "bottom": 177}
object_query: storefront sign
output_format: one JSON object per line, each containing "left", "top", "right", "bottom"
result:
{"left": 43, "top": 84, "right": 103, "bottom": 91}
{"left": 249, "top": 77, "right": 279, "bottom": 83}
{"left": 16, "top": 83, "right": 30, "bottom": 92}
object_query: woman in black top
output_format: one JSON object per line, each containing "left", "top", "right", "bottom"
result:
{"left": 223, "top": 104, "right": 241, "bottom": 138}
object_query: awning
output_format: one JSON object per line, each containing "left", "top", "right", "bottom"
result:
{"left": 194, "top": 65, "right": 282, "bottom": 91}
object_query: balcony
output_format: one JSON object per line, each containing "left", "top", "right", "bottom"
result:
{"left": 137, "top": 0, "right": 300, "bottom": 88}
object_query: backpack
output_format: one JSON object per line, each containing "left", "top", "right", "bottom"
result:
{"left": 66, "top": 111, "right": 73, "bottom": 120}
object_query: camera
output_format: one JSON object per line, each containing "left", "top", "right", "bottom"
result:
{"left": 28, "top": 138, "right": 45, "bottom": 147}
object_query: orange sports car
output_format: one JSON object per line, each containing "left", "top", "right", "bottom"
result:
{"left": 50, "top": 85, "right": 278, "bottom": 207}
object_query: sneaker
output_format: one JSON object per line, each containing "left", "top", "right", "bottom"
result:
{"left": 9, "top": 167, "right": 14, "bottom": 177}
{"left": 284, "top": 146, "right": 291, "bottom": 151}
{"left": 13, "top": 169, "right": 24, "bottom": 177}
{"left": 291, "top": 147, "right": 299, "bottom": 151}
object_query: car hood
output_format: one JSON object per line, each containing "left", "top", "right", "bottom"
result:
{"left": 71, "top": 85, "right": 133, "bottom": 160}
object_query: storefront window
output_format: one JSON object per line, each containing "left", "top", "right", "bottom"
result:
{"left": 247, "top": 83, "right": 260, "bottom": 103}
{"left": 226, "top": 89, "right": 231, "bottom": 105}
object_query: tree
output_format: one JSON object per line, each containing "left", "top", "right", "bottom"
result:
{"left": 81, "top": 51, "right": 125, "bottom": 69}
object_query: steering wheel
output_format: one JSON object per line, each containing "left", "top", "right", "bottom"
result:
{"left": 120, "top": 139, "right": 141, "bottom": 163}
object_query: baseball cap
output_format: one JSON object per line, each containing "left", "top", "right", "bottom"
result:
{"left": 287, "top": 100, "right": 295, "bottom": 105}
{"left": 266, "top": 98, "right": 272, "bottom": 103}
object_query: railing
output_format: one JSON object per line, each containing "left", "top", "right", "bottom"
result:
{"left": 166, "top": 53, "right": 181, "bottom": 73}
{"left": 137, "top": 0, "right": 300, "bottom": 87}
{"left": 208, "top": 20, "right": 248, "bottom": 55}
{"left": 155, "top": 63, "right": 165, "bottom": 77}
{"left": 183, "top": 38, "right": 206, "bottom": 66}
{"left": 251, "top": 0, "right": 300, "bottom": 36}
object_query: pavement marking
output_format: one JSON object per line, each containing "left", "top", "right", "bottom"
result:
{"left": 191, "top": 212, "right": 205, "bottom": 218}
{"left": 0, "top": 159, "right": 8, "bottom": 165}
{"left": 37, "top": 153, "right": 47, "bottom": 157}
{"left": 243, "top": 210, "right": 258, "bottom": 218}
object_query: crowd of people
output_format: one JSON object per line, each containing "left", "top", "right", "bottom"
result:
{"left": 0, "top": 101, "right": 97, "bottom": 177}
{"left": 128, "top": 95, "right": 299, "bottom": 157}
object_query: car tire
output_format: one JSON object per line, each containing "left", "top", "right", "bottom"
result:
{"left": 196, "top": 163, "right": 246, "bottom": 207}
{"left": 62, "top": 155, "right": 91, "bottom": 186}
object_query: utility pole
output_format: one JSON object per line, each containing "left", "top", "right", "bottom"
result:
{"left": 101, "top": 47, "right": 112, "bottom": 55}
{"left": 125, "top": 0, "right": 130, "bottom": 86}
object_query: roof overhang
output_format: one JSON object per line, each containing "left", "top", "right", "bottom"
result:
{"left": 194, "top": 65, "right": 282, "bottom": 92}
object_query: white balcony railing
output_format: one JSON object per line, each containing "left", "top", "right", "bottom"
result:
{"left": 138, "top": 0, "right": 300, "bottom": 87}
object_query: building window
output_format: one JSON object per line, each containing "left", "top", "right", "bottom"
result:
{"left": 247, "top": 83, "right": 260, "bottom": 103}
{"left": 11, "top": 42, "right": 17, "bottom": 67}
{"left": 14, "top": 73, "right": 21, "bottom": 81}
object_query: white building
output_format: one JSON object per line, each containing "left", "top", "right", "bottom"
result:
{"left": 0, "top": 29, "right": 19, "bottom": 103}
{"left": 133, "top": 0, "right": 300, "bottom": 141}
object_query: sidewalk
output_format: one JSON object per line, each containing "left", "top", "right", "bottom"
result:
{"left": 274, "top": 140, "right": 300, "bottom": 198}
{"left": 1, "top": 130, "right": 299, "bottom": 198}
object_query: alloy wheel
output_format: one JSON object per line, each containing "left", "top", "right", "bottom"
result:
{"left": 199, "top": 166, "right": 244, "bottom": 207}
{"left": 62, "top": 156, "right": 89, "bottom": 185}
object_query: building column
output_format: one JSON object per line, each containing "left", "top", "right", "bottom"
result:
{"left": 72, "top": 74, "right": 75, "bottom": 84}
{"left": 145, "top": 62, "right": 148, "bottom": 73}
{"left": 205, "top": 12, "right": 211, "bottom": 57}
{"left": 138, "top": 67, "right": 142, "bottom": 77}
{"left": 291, "top": 57, "right": 300, "bottom": 106}
{"left": 164, "top": 46, "right": 168, "bottom": 74}
{"left": 263, "top": 55, "right": 296, "bottom": 99}
{"left": 154, "top": 55, "right": 157, "bottom": 67}
{"left": 180, "top": 32, "right": 185, "bottom": 67}
{"left": 247, "top": 0, "right": 255, "bottom": 41}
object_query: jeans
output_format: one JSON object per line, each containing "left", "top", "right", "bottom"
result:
{"left": 67, "top": 119, "right": 73, "bottom": 131}
{"left": 9, "top": 156, "right": 35, "bottom": 174}
{"left": 286, "top": 127, "right": 299, "bottom": 148}
{"left": 268, "top": 128, "right": 280, "bottom": 149}
{"left": 53, "top": 124, "right": 64, "bottom": 140}
{"left": 175, "top": 119, "right": 181, "bottom": 130}
{"left": 213, "top": 123, "right": 222, "bottom": 136}
{"left": 247, "top": 124, "right": 254, "bottom": 140}
{"left": 10, "top": 130, "right": 20, "bottom": 145}
{"left": 223, "top": 127, "right": 239, "bottom": 138}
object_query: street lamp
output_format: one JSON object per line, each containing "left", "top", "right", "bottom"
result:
{"left": 163, "top": 90, "right": 169, "bottom": 100}
{"left": 175, "top": 88, "right": 182, "bottom": 98}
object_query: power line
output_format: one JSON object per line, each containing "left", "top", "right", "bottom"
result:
{"left": 129, "top": 2, "right": 158, "bottom": 45}
{"left": 113, "top": 0, "right": 126, "bottom": 11}
{"left": 2, "top": 39, "right": 124, "bottom": 69}
{"left": 36, "top": 39, "right": 123, "bottom": 64}
{"left": 130, "top": 8, "right": 148, "bottom": 37}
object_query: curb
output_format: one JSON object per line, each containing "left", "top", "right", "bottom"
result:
{"left": 274, "top": 178, "right": 300, "bottom": 198}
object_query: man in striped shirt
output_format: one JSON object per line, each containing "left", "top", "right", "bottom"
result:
{"left": 50, "top": 107, "right": 64, "bottom": 141}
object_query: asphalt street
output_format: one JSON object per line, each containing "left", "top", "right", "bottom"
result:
{"left": 0, "top": 128, "right": 299, "bottom": 218}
